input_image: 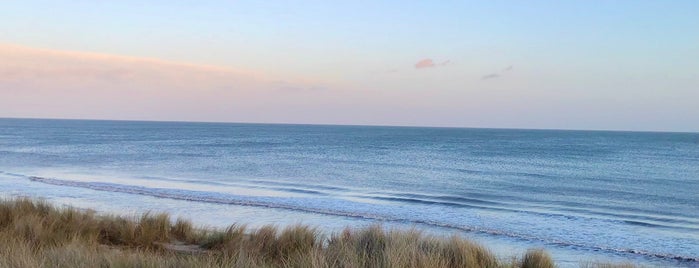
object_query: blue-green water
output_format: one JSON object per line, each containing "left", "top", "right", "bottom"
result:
{"left": 0, "top": 118, "right": 697, "bottom": 267}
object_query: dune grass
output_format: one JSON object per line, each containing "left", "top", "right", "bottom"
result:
{"left": 0, "top": 198, "right": 637, "bottom": 268}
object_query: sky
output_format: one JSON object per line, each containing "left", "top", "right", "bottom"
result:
{"left": 1, "top": 1, "right": 698, "bottom": 132}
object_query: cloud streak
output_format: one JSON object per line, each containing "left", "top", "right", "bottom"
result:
{"left": 0, "top": 43, "right": 335, "bottom": 121}
{"left": 481, "top": 73, "right": 500, "bottom": 80}
{"left": 414, "top": 58, "right": 450, "bottom": 69}
{"left": 415, "top": 59, "right": 435, "bottom": 69}
{"left": 481, "top": 65, "right": 513, "bottom": 80}
{"left": 0, "top": 43, "right": 266, "bottom": 87}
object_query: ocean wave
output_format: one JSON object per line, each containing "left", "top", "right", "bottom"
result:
{"left": 364, "top": 191, "right": 699, "bottom": 233}
{"left": 21, "top": 174, "right": 698, "bottom": 264}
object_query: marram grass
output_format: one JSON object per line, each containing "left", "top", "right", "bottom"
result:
{"left": 0, "top": 198, "right": 637, "bottom": 268}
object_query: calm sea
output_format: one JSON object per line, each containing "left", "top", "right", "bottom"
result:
{"left": 0, "top": 118, "right": 697, "bottom": 267}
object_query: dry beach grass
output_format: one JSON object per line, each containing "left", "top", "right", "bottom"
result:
{"left": 0, "top": 198, "right": 637, "bottom": 268}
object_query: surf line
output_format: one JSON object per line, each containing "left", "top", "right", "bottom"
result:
{"left": 24, "top": 175, "right": 699, "bottom": 264}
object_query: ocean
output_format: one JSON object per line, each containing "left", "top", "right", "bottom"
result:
{"left": 0, "top": 118, "right": 697, "bottom": 267}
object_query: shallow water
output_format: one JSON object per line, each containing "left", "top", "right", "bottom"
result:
{"left": 1, "top": 118, "right": 697, "bottom": 267}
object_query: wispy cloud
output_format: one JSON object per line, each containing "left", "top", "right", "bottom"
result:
{"left": 0, "top": 43, "right": 264, "bottom": 86}
{"left": 415, "top": 59, "right": 435, "bottom": 69}
{"left": 273, "top": 80, "right": 326, "bottom": 91}
{"left": 0, "top": 43, "right": 334, "bottom": 121}
{"left": 481, "top": 73, "right": 500, "bottom": 80}
{"left": 415, "top": 58, "right": 451, "bottom": 69}
{"left": 481, "top": 65, "right": 513, "bottom": 80}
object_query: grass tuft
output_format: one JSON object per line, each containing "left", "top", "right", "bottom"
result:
{"left": 135, "top": 212, "right": 171, "bottom": 248}
{"left": 201, "top": 224, "right": 247, "bottom": 253}
{"left": 521, "top": 249, "right": 555, "bottom": 268}
{"left": 171, "top": 217, "right": 196, "bottom": 242}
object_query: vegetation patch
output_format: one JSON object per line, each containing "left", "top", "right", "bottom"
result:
{"left": 0, "top": 198, "right": 637, "bottom": 268}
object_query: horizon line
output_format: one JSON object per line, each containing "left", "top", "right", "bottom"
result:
{"left": 1, "top": 116, "right": 696, "bottom": 135}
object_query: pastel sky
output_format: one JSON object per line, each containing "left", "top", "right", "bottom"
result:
{"left": 1, "top": 1, "right": 698, "bottom": 132}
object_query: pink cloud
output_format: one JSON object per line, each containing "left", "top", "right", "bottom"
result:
{"left": 415, "top": 59, "right": 435, "bottom": 69}
{"left": 0, "top": 43, "right": 265, "bottom": 86}
{"left": 415, "top": 58, "right": 451, "bottom": 69}
{"left": 0, "top": 43, "right": 338, "bottom": 121}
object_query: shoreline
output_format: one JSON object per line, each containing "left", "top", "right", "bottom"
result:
{"left": 0, "top": 197, "right": 641, "bottom": 268}
{"left": 1, "top": 170, "right": 695, "bottom": 267}
{"left": 3, "top": 173, "right": 693, "bottom": 267}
